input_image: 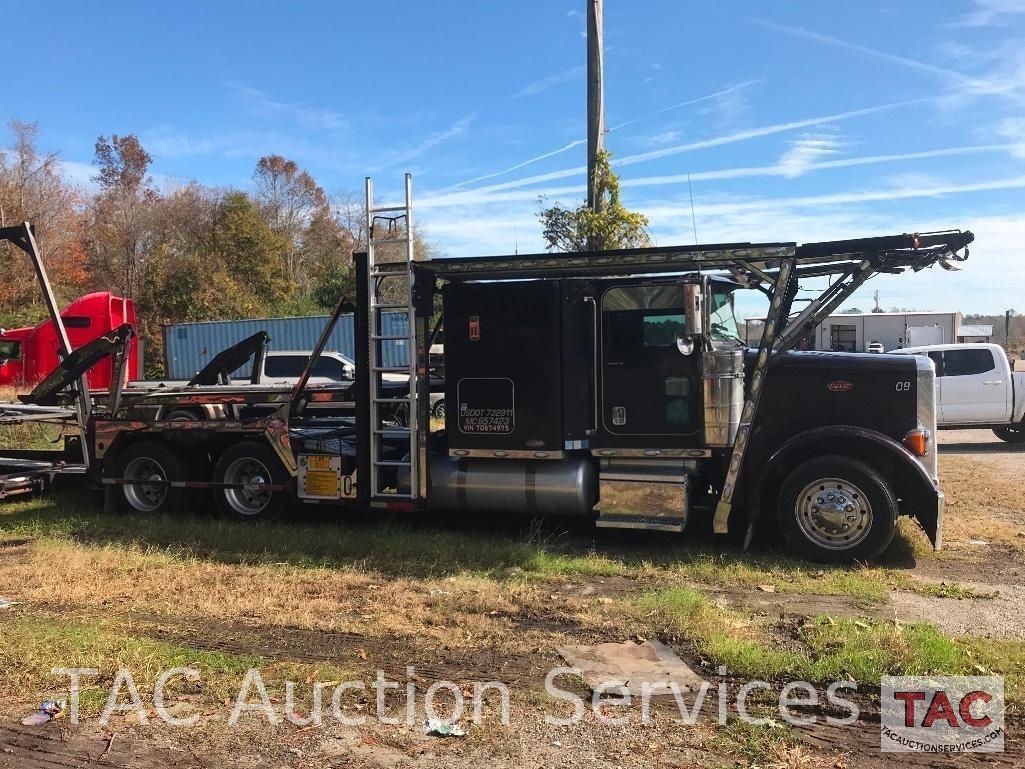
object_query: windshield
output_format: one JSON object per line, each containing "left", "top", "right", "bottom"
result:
{"left": 0, "top": 339, "right": 21, "bottom": 362}
{"left": 709, "top": 287, "right": 741, "bottom": 343}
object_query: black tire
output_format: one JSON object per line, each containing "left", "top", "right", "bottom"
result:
{"left": 109, "top": 441, "right": 192, "bottom": 515}
{"left": 211, "top": 441, "right": 290, "bottom": 519}
{"left": 777, "top": 455, "right": 897, "bottom": 563}
{"left": 431, "top": 399, "right": 446, "bottom": 419}
{"left": 994, "top": 424, "right": 1025, "bottom": 444}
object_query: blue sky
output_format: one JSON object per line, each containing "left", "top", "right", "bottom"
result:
{"left": 3, "top": 1, "right": 1024, "bottom": 316}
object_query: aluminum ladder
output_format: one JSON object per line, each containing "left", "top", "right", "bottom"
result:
{"left": 364, "top": 173, "right": 418, "bottom": 502}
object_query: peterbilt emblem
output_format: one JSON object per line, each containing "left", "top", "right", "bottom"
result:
{"left": 827, "top": 380, "right": 853, "bottom": 392}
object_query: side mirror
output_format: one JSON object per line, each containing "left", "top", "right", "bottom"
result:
{"left": 683, "top": 284, "right": 703, "bottom": 337}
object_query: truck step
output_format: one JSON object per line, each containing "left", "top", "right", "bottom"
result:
{"left": 594, "top": 514, "right": 686, "bottom": 533}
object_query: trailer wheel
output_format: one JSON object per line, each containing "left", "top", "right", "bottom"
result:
{"left": 109, "top": 441, "right": 192, "bottom": 515}
{"left": 431, "top": 399, "right": 446, "bottom": 419}
{"left": 994, "top": 424, "right": 1025, "bottom": 444}
{"left": 212, "top": 442, "right": 289, "bottom": 519}
{"left": 777, "top": 455, "right": 897, "bottom": 563}
{"left": 162, "top": 408, "right": 203, "bottom": 422}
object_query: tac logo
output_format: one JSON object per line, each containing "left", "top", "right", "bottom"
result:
{"left": 826, "top": 380, "right": 853, "bottom": 392}
{"left": 881, "top": 676, "right": 1004, "bottom": 753}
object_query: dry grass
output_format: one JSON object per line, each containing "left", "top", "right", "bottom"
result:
{"left": 0, "top": 539, "right": 584, "bottom": 656}
{"left": 938, "top": 453, "right": 1025, "bottom": 549}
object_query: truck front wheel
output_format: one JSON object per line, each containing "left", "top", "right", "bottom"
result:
{"left": 777, "top": 455, "right": 897, "bottom": 563}
{"left": 993, "top": 424, "right": 1025, "bottom": 444}
{"left": 212, "top": 442, "right": 289, "bottom": 519}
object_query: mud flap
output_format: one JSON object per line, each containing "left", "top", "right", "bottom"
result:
{"left": 913, "top": 489, "right": 944, "bottom": 551}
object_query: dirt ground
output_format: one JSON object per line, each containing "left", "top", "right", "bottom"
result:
{"left": 0, "top": 428, "right": 1022, "bottom": 768}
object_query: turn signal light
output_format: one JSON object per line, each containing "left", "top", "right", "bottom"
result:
{"left": 902, "top": 428, "right": 930, "bottom": 457}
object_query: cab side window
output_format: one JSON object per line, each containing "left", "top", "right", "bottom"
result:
{"left": 942, "top": 349, "right": 994, "bottom": 377}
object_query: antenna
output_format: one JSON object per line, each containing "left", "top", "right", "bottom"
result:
{"left": 513, "top": 221, "right": 519, "bottom": 255}
{"left": 687, "top": 172, "right": 698, "bottom": 245}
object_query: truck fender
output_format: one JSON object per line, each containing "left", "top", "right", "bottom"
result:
{"left": 748, "top": 424, "right": 941, "bottom": 546}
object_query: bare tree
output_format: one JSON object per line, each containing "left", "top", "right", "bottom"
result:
{"left": 86, "top": 134, "right": 157, "bottom": 296}
{"left": 0, "top": 120, "right": 88, "bottom": 318}
{"left": 253, "top": 155, "right": 340, "bottom": 293}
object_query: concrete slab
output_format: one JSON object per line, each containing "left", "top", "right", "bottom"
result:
{"left": 556, "top": 640, "right": 705, "bottom": 695}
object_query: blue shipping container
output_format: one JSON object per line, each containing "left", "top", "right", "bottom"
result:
{"left": 163, "top": 312, "right": 409, "bottom": 379}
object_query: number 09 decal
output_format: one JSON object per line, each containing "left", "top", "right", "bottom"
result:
{"left": 896, "top": 381, "right": 912, "bottom": 392}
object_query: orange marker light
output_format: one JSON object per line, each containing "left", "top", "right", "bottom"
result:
{"left": 902, "top": 429, "right": 930, "bottom": 457}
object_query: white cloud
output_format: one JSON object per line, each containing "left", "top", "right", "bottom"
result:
{"left": 995, "top": 117, "right": 1025, "bottom": 157}
{"left": 428, "top": 98, "right": 921, "bottom": 203}
{"left": 641, "top": 174, "right": 1025, "bottom": 221}
{"left": 420, "top": 192, "right": 1020, "bottom": 314}
{"left": 441, "top": 81, "right": 761, "bottom": 191}
{"left": 513, "top": 65, "right": 585, "bottom": 98}
{"left": 608, "top": 80, "right": 759, "bottom": 132}
{"left": 646, "top": 130, "right": 681, "bottom": 147}
{"left": 57, "top": 160, "right": 98, "bottom": 191}
{"left": 419, "top": 142, "right": 1019, "bottom": 209}
{"left": 382, "top": 114, "right": 476, "bottom": 167}
{"left": 230, "top": 84, "right": 350, "bottom": 131}
{"left": 143, "top": 133, "right": 218, "bottom": 158}
{"left": 746, "top": 17, "right": 1025, "bottom": 107}
{"left": 947, "top": 0, "right": 1025, "bottom": 27}
{"left": 777, "top": 133, "right": 845, "bottom": 178}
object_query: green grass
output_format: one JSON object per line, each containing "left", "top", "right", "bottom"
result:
{"left": 0, "top": 421, "right": 68, "bottom": 452}
{"left": 0, "top": 614, "right": 359, "bottom": 716}
{"left": 713, "top": 717, "right": 798, "bottom": 764}
{"left": 636, "top": 586, "right": 1025, "bottom": 700}
{"left": 0, "top": 615, "right": 263, "bottom": 714}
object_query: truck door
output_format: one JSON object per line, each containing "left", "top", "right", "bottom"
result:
{"left": 600, "top": 284, "right": 699, "bottom": 437}
{"left": 939, "top": 348, "right": 1010, "bottom": 424}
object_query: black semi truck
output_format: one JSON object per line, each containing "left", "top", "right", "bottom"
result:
{"left": 0, "top": 177, "right": 974, "bottom": 563}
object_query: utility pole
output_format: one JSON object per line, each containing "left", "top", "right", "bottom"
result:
{"left": 586, "top": 0, "right": 605, "bottom": 214}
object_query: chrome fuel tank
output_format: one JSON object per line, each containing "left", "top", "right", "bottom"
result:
{"left": 702, "top": 348, "right": 745, "bottom": 447}
{"left": 430, "top": 456, "right": 598, "bottom": 516}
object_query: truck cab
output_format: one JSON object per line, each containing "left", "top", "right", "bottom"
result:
{"left": 432, "top": 238, "right": 956, "bottom": 563}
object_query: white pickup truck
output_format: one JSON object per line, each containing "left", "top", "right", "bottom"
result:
{"left": 894, "top": 343, "right": 1025, "bottom": 442}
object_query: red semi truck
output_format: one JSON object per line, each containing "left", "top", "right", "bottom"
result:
{"left": 0, "top": 292, "right": 139, "bottom": 389}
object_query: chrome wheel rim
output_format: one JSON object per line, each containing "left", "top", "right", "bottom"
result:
{"left": 123, "top": 456, "right": 168, "bottom": 512}
{"left": 223, "top": 457, "right": 272, "bottom": 516}
{"left": 795, "top": 477, "right": 872, "bottom": 550}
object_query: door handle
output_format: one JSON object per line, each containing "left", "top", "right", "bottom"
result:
{"left": 983, "top": 381, "right": 1003, "bottom": 386}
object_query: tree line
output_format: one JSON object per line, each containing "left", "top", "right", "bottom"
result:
{"left": 0, "top": 120, "right": 432, "bottom": 377}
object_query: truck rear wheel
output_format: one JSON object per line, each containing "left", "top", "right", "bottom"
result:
{"left": 777, "top": 455, "right": 897, "bottom": 563}
{"left": 109, "top": 441, "right": 192, "bottom": 515}
{"left": 994, "top": 424, "right": 1025, "bottom": 444}
{"left": 212, "top": 442, "right": 289, "bottom": 519}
